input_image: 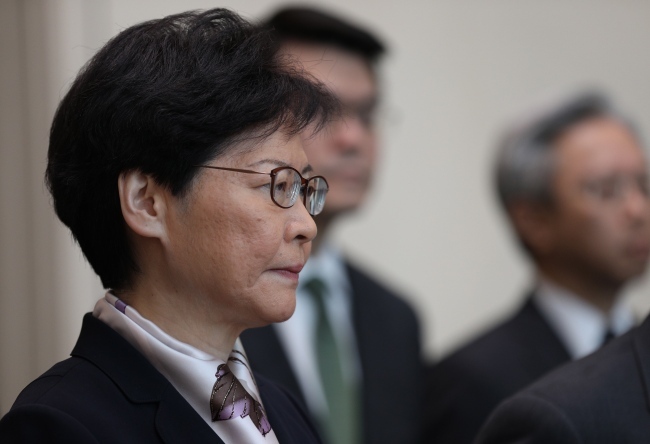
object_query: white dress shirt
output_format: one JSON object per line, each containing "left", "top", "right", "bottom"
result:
{"left": 533, "top": 278, "right": 635, "bottom": 359}
{"left": 273, "top": 244, "right": 361, "bottom": 418}
{"left": 93, "top": 293, "right": 279, "bottom": 444}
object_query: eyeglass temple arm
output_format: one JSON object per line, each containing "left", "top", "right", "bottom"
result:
{"left": 194, "top": 165, "right": 269, "bottom": 176}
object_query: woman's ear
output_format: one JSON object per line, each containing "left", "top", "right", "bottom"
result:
{"left": 118, "top": 170, "right": 168, "bottom": 241}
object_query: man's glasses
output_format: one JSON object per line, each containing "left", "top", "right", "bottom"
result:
{"left": 195, "top": 165, "right": 329, "bottom": 216}
{"left": 581, "top": 174, "right": 650, "bottom": 203}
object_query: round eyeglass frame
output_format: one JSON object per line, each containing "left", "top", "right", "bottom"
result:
{"left": 194, "top": 165, "right": 329, "bottom": 216}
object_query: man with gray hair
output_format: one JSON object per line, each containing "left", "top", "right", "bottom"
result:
{"left": 423, "top": 92, "right": 650, "bottom": 444}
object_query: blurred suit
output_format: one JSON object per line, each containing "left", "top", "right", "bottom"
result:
{"left": 423, "top": 295, "right": 570, "bottom": 443}
{"left": 477, "top": 314, "right": 650, "bottom": 444}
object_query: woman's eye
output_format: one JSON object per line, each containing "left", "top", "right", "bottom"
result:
{"left": 274, "top": 181, "right": 288, "bottom": 194}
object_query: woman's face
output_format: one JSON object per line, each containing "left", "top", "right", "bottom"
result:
{"left": 161, "top": 131, "right": 317, "bottom": 331}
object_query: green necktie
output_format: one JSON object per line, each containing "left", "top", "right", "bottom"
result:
{"left": 304, "top": 277, "right": 360, "bottom": 444}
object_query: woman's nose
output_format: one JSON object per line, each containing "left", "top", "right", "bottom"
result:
{"left": 286, "top": 201, "right": 318, "bottom": 244}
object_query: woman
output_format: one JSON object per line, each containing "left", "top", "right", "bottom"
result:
{"left": 0, "top": 8, "right": 337, "bottom": 443}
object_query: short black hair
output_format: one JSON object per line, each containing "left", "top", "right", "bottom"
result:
{"left": 265, "top": 6, "right": 386, "bottom": 63}
{"left": 46, "top": 8, "right": 337, "bottom": 290}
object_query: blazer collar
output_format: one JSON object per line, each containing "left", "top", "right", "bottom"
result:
{"left": 632, "top": 314, "right": 650, "bottom": 414}
{"left": 71, "top": 313, "right": 224, "bottom": 444}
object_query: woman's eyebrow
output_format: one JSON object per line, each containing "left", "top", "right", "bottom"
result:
{"left": 248, "top": 159, "right": 314, "bottom": 175}
{"left": 249, "top": 159, "right": 288, "bottom": 168}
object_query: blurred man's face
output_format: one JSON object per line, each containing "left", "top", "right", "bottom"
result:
{"left": 283, "top": 42, "right": 379, "bottom": 218}
{"left": 545, "top": 117, "right": 650, "bottom": 284}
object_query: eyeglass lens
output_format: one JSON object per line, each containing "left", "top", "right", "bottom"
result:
{"left": 581, "top": 174, "right": 650, "bottom": 202}
{"left": 305, "top": 176, "right": 327, "bottom": 215}
{"left": 272, "top": 167, "right": 301, "bottom": 208}
{"left": 272, "top": 168, "right": 327, "bottom": 216}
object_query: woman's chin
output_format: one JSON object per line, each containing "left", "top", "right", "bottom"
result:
{"left": 269, "top": 299, "right": 297, "bottom": 324}
{"left": 248, "top": 295, "right": 296, "bottom": 328}
{"left": 275, "top": 304, "right": 296, "bottom": 323}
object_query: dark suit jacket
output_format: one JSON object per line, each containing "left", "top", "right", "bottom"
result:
{"left": 241, "top": 261, "right": 423, "bottom": 444}
{"left": 0, "top": 314, "right": 321, "bottom": 443}
{"left": 476, "top": 313, "right": 650, "bottom": 444}
{"left": 422, "top": 297, "right": 571, "bottom": 444}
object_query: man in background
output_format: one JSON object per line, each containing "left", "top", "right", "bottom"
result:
{"left": 423, "top": 92, "right": 650, "bottom": 444}
{"left": 241, "top": 7, "right": 422, "bottom": 444}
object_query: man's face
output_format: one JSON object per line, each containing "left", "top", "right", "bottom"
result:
{"left": 283, "top": 42, "right": 379, "bottom": 218}
{"left": 544, "top": 117, "right": 650, "bottom": 285}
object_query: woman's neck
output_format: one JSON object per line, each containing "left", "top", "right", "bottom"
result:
{"left": 115, "top": 279, "right": 240, "bottom": 362}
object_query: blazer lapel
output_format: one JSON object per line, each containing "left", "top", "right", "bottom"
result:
{"left": 346, "top": 262, "right": 395, "bottom": 443}
{"left": 72, "top": 314, "right": 225, "bottom": 444}
{"left": 516, "top": 296, "right": 572, "bottom": 377}
{"left": 632, "top": 314, "right": 650, "bottom": 415}
{"left": 154, "top": 385, "right": 224, "bottom": 444}
{"left": 240, "top": 325, "right": 307, "bottom": 407}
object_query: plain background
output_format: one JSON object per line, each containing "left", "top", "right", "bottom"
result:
{"left": 2, "top": 0, "right": 650, "bottom": 413}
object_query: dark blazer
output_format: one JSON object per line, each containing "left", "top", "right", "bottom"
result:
{"left": 476, "top": 313, "right": 650, "bottom": 444}
{"left": 0, "top": 314, "right": 321, "bottom": 444}
{"left": 241, "top": 261, "right": 423, "bottom": 444}
{"left": 422, "top": 297, "right": 571, "bottom": 444}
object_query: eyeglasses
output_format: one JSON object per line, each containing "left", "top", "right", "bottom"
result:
{"left": 581, "top": 174, "right": 650, "bottom": 203}
{"left": 194, "top": 165, "right": 329, "bottom": 216}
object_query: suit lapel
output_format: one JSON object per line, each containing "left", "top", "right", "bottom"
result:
{"left": 239, "top": 325, "right": 307, "bottom": 406}
{"left": 632, "top": 315, "right": 650, "bottom": 414}
{"left": 346, "top": 263, "right": 384, "bottom": 443}
{"left": 72, "top": 314, "right": 225, "bottom": 444}
{"left": 154, "top": 386, "right": 224, "bottom": 444}
{"left": 517, "top": 297, "right": 572, "bottom": 377}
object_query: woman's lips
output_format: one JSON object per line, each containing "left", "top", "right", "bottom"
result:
{"left": 269, "top": 264, "right": 304, "bottom": 281}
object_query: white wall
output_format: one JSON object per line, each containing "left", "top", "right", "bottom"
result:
{"left": 2, "top": 0, "right": 650, "bottom": 413}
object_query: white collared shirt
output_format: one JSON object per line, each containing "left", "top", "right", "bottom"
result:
{"left": 273, "top": 244, "right": 361, "bottom": 418}
{"left": 533, "top": 278, "right": 635, "bottom": 359}
{"left": 93, "top": 293, "right": 279, "bottom": 444}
